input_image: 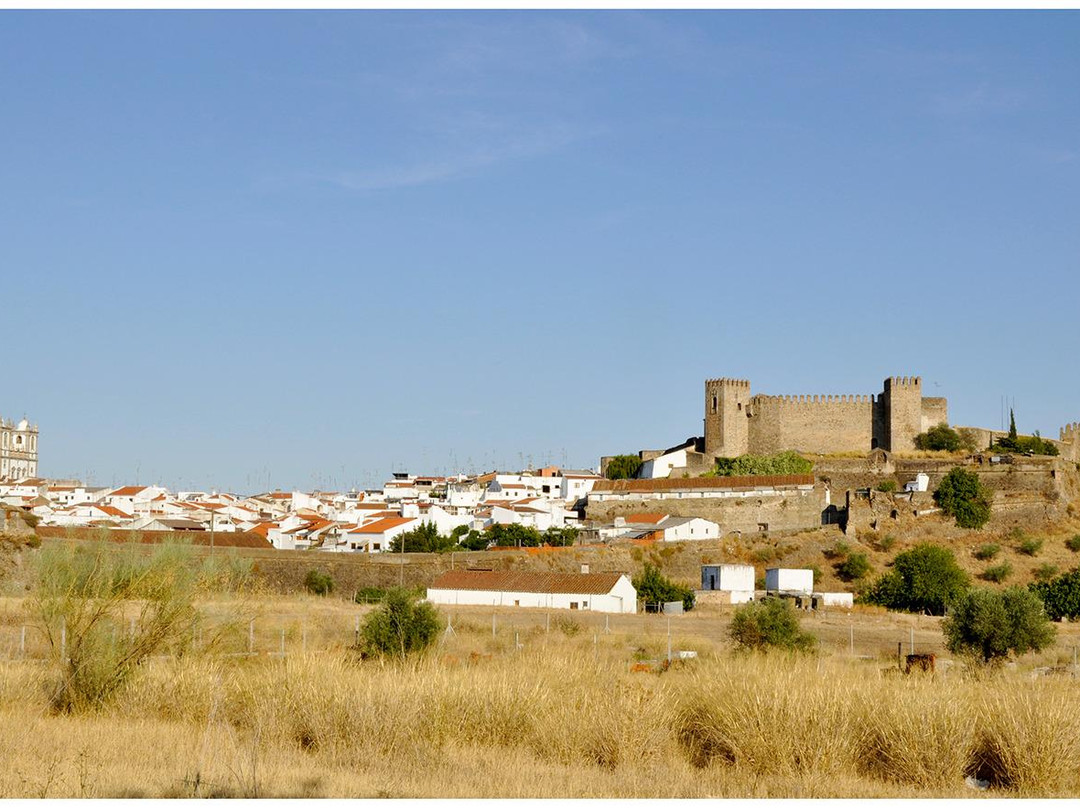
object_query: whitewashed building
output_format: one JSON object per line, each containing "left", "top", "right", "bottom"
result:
{"left": 765, "top": 568, "right": 814, "bottom": 596}
{"left": 700, "top": 564, "right": 756, "bottom": 604}
{"left": 427, "top": 570, "right": 638, "bottom": 614}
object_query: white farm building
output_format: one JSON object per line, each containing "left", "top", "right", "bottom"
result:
{"left": 427, "top": 570, "right": 638, "bottom": 614}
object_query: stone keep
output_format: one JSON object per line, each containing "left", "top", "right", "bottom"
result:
{"left": 703, "top": 376, "right": 947, "bottom": 458}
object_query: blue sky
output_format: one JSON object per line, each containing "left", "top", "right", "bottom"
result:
{"left": 2, "top": 11, "right": 1078, "bottom": 492}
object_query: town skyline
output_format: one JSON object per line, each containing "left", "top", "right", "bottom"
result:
{"left": 4, "top": 11, "right": 1079, "bottom": 492}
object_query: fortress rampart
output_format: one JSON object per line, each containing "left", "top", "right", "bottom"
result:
{"left": 704, "top": 376, "right": 943, "bottom": 458}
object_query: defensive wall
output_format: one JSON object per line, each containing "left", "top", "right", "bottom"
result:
{"left": 704, "top": 376, "right": 947, "bottom": 457}
{"left": 586, "top": 475, "right": 825, "bottom": 535}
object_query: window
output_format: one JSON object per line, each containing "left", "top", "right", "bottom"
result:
{"left": 712, "top": 395, "right": 717, "bottom": 414}
{"left": 514, "top": 600, "right": 520, "bottom": 607}
{"left": 569, "top": 602, "right": 578, "bottom": 610}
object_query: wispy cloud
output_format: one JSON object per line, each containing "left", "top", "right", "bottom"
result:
{"left": 314, "top": 122, "right": 598, "bottom": 192}
{"left": 930, "top": 83, "right": 1028, "bottom": 117}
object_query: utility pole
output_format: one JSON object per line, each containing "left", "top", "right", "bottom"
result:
{"left": 209, "top": 509, "right": 215, "bottom": 556}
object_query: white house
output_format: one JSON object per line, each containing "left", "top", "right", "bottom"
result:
{"left": 904, "top": 473, "right": 930, "bottom": 493}
{"left": 426, "top": 570, "right": 637, "bottom": 614}
{"left": 346, "top": 516, "right": 417, "bottom": 552}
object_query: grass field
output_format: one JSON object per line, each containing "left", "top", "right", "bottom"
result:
{"left": 2, "top": 592, "right": 1080, "bottom": 798}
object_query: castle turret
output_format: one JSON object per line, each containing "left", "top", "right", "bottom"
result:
{"left": 882, "top": 376, "right": 923, "bottom": 452}
{"left": 704, "top": 378, "right": 751, "bottom": 458}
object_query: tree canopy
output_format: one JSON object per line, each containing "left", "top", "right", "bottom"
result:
{"left": 934, "top": 467, "right": 992, "bottom": 529}
{"left": 943, "top": 586, "right": 1055, "bottom": 664}
{"left": 914, "top": 423, "right": 964, "bottom": 452}
{"left": 633, "top": 563, "right": 695, "bottom": 611}
{"left": 605, "top": 454, "right": 643, "bottom": 480}
{"left": 863, "top": 543, "right": 969, "bottom": 616}
{"left": 358, "top": 588, "right": 442, "bottom": 659}
{"left": 1029, "top": 568, "right": 1080, "bottom": 621}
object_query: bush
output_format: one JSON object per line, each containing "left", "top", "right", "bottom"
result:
{"left": 633, "top": 563, "right": 695, "bottom": 611}
{"left": 459, "top": 530, "right": 490, "bottom": 551}
{"left": 943, "top": 586, "right": 1055, "bottom": 664}
{"left": 836, "top": 552, "right": 871, "bottom": 582}
{"left": 980, "top": 563, "right": 1012, "bottom": 583}
{"left": 825, "top": 541, "right": 851, "bottom": 560}
{"left": 1066, "top": 535, "right": 1080, "bottom": 553}
{"left": 876, "top": 533, "right": 897, "bottom": 552}
{"left": 1017, "top": 538, "right": 1044, "bottom": 557}
{"left": 605, "top": 454, "right": 643, "bottom": 480}
{"left": 710, "top": 451, "right": 812, "bottom": 478}
{"left": 30, "top": 539, "right": 203, "bottom": 713}
{"left": 304, "top": 569, "right": 334, "bottom": 596}
{"left": 973, "top": 543, "right": 1001, "bottom": 561}
{"left": 875, "top": 480, "right": 898, "bottom": 493}
{"left": 390, "top": 523, "right": 458, "bottom": 553}
{"left": 862, "top": 544, "right": 968, "bottom": 616}
{"left": 358, "top": 588, "right": 442, "bottom": 659}
{"left": 934, "top": 467, "right": 992, "bottom": 529}
{"left": 914, "top": 423, "right": 963, "bottom": 452}
{"left": 729, "top": 597, "right": 816, "bottom": 653}
{"left": 1033, "top": 563, "right": 1058, "bottom": 583}
{"left": 1029, "top": 569, "right": 1080, "bottom": 621}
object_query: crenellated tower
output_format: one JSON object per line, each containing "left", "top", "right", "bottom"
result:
{"left": 882, "top": 376, "right": 923, "bottom": 452}
{"left": 704, "top": 378, "right": 751, "bottom": 458}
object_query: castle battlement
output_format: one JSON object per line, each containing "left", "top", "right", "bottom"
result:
{"left": 752, "top": 393, "right": 875, "bottom": 406}
{"left": 704, "top": 375, "right": 944, "bottom": 457}
{"left": 1061, "top": 423, "right": 1080, "bottom": 442}
{"left": 705, "top": 378, "right": 750, "bottom": 388}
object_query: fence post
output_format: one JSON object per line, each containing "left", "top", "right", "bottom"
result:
{"left": 354, "top": 615, "right": 360, "bottom": 647}
{"left": 249, "top": 619, "right": 255, "bottom": 655}
{"left": 280, "top": 628, "right": 285, "bottom": 657}
{"left": 910, "top": 626, "right": 914, "bottom": 655}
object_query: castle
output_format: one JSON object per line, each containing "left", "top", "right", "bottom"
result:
{"left": 1, "top": 417, "right": 39, "bottom": 480}
{"left": 704, "top": 376, "right": 948, "bottom": 457}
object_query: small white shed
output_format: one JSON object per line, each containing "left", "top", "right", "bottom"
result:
{"left": 701, "top": 564, "right": 755, "bottom": 604}
{"left": 765, "top": 567, "right": 814, "bottom": 596}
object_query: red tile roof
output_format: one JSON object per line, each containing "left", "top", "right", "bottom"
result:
{"left": 429, "top": 570, "right": 625, "bottom": 595}
{"left": 350, "top": 516, "right": 415, "bottom": 534}
{"left": 624, "top": 512, "right": 668, "bottom": 525}
{"left": 110, "top": 486, "right": 147, "bottom": 497}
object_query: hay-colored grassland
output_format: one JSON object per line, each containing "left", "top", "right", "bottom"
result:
{"left": 2, "top": 595, "right": 1080, "bottom": 798}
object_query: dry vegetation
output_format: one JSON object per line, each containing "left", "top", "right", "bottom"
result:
{"left": 1, "top": 592, "right": 1080, "bottom": 798}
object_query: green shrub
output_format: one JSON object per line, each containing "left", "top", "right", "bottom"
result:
{"left": 354, "top": 586, "right": 388, "bottom": 604}
{"left": 751, "top": 548, "right": 775, "bottom": 563}
{"left": 943, "top": 586, "right": 1055, "bottom": 664}
{"left": 633, "top": 563, "right": 695, "bottom": 611}
{"left": 1029, "top": 569, "right": 1080, "bottom": 621}
{"left": 1066, "top": 535, "right": 1080, "bottom": 553}
{"left": 934, "top": 467, "right": 992, "bottom": 529}
{"left": 836, "top": 552, "right": 871, "bottom": 582}
{"left": 709, "top": 450, "right": 812, "bottom": 478}
{"left": 973, "top": 543, "right": 1001, "bottom": 561}
{"left": 358, "top": 588, "right": 442, "bottom": 659}
{"left": 825, "top": 541, "right": 851, "bottom": 560}
{"left": 980, "top": 563, "right": 1012, "bottom": 583}
{"left": 552, "top": 615, "right": 581, "bottom": 637}
{"left": 390, "top": 522, "right": 458, "bottom": 553}
{"left": 1033, "top": 563, "right": 1058, "bottom": 583}
{"left": 304, "top": 569, "right": 334, "bottom": 596}
{"left": 914, "top": 423, "right": 963, "bottom": 452}
{"left": 875, "top": 480, "right": 897, "bottom": 493}
{"left": 862, "top": 544, "right": 968, "bottom": 616}
{"left": 605, "top": 454, "right": 643, "bottom": 480}
{"left": 729, "top": 597, "right": 816, "bottom": 653}
{"left": 1018, "top": 538, "right": 1044, "bottom": 557}
{"left": 31, "top": 539, "right": 203, "bottom": 713}
{"left": 876, "top": 534, "right": 897, "bottom": 552}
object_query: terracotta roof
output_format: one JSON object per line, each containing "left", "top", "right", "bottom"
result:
{"left": 350, "top": 516, "right": 416, "bottom": 534}
{"left": 95, "top": 504, "right": 132, "bottom": 519}
{"left": 429, "top": 570, "right": 626, "bottom": 595}
{"left": 249, "top": 521, "right": 277, "bottom": 538}
{"left": 110, "top": 486, "right": 147, "bottom": 497}
{"left": 624, "top": 512, "right": 668, "bottom": 525}
{"left": 591, "top": 474, "right": 815, "bottom": 493}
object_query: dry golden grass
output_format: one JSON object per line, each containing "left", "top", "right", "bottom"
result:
{"left": 1, "top": 593, "right": 1080, "bottom": 798}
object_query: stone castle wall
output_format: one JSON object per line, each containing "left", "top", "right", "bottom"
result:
{"left": 748, "top": 394, "right": 877, "bottom": 455}
{"left": 704, "top": 376, "right": 947, "bottom": 458}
